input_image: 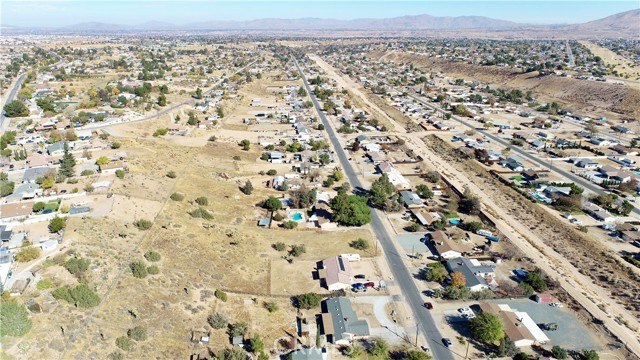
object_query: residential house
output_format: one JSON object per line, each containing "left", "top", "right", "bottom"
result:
{"left": 400, "top": 191, "right": 424, "bottom": 208}
{"left": 478, "top": 303, "right": 549, "bottom": 347}
{"left": 289, "top": 348, "right": 324, "bottom": 360}
{"left": 25, "top": 153, "right": 49, "bottom": 168}
{"left": 583, "top": 202, "right": 615, "bottom": 222}
{"left": 598, "top": 165, "right": 633, "bottom": 183}
{"left": 22, "top": 167, "right": 54, "bottom": 183}
{"left": 99, "top": 161, "right": 125, "bottom": 174}
{"left": 610, "top": 145, "right": 639, "bottom": 156}
{"left": 320, "top": 297, "right": 370, "bottom": 345}
{"left": 46, "top": 141, "right": 67, "bottom": 156}
{"left": 6, "top": 183, "right": 42, "bottom": 201}
{"left": 543, "top": 186, "right": 572, "bottom": 198}
{"left": 574, "top": 158, "right": 601, "bottom": 170}
{"left": 318, "top": 255, "right": 352, "bottom": 291}
{"left": 0, "top": 201, "right": 34, "bottom": 221}
{"left": 500, "top": 156, "right": 524, "bottom": 172}
{"left": 431, "top": 231, "right": 468, "bottom": 259}
{"left": 410, "top": 209, "right": 441, "bottom": 226}
{"left": 0, "top": 246, "right": 14, "bottom": 286}
{"left": 444, "top": 257, "right": 495, "bottom": 292}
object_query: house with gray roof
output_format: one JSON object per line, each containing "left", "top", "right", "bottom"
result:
{"left": 444, "top": 257, "right": 495, "bottom": 292}
{"left": 6, "top": 182, "right": 42, "bottom": 200}
{"left": 321, "top": 297, "right": 370, "bottom": 345}
{"left": 289, "top": 348, "right": 324, "bottom": 360}
{"left": 22, "top": 167, "right": 55, "bottom": 183}
{"left": 400, "top": 190, "right": 424, "bottom": 208}
{"left": 47, "top": 141, "right": 66, "bottom": 156}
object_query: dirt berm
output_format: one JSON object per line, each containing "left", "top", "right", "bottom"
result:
{"left": 369, "top": 51, "right": 640, "bottom": 118}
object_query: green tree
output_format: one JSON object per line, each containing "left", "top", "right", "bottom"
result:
{"left": 241, "top": 180, "right": 253, "bottom": 195}
{"left": 158, "top": 94, "right": 166, "bottom": 106}
{"left": 298, "top": 86, "right": 307, "bottom": 97}
{"left": 33, "top": 201, "right": 46, "bottom": 212}
{"left": 48, "top": 216, "right": 67, "bottom": 233}
{"left": 551, "top": 345, "right": 568, "bottom": 359}
{"left": 239, "top": 139, "right": 251, "bottom": 151}
{"left": 228, "top": 322, "right": 249, "bottom": 337}
{"left": 422, "top": 262, "right": 447, "bottom": 283}
{"left": 263, "top": 197, "right": 283, "bottom": 212}
{"left": 115, "top": 336, "right": 134, "bottom": 351}
{"left": 58, "top": 142, "right": 76, "bottom": 178}
{"left": 194, "top": 87, "right": 203, "bottom": 99}
{"left": 330, "top": 193, "right": 371, "bottom": 226}
{"left": 464, "top": 221, "right": 484, "bottom": 232}
{"left": 469, "top": 313, "right": 504, "bottom": 344}
{"left": 0, "top": 301, "right": 32, "bottom": 337}
{"left": 52, "top": 283, "right": 100, "bottom": 308}
{"left": 582, "top": 350, "right": 599, "bottom": 360}
{"left": 3, "top": 100, "right": 29, "bottom": 117}
{"left": 248, "top": 335, "right": 264, "bottom": 353}
{"left": 524, "top": 269, "right": 548, "bottom": 292}
{"left": 370, "top": 174, "right": 395, "bottom": 208}
{"left": 295, "top": 293, "right": 322, "bottom": 309}
{"left": 415, "top": 184, "right": 433, "bottom": 199}
{"left": 65, "top": 256, "right": 90, "bottom": 275}
{"left": 144, "top": 251, "right": 161, "bottom": 262}
{"left": 404, "top": 350, "right": 432, "bottom": 360}
{"left": 0, "top": 181, "right": 15, "bottom": 197}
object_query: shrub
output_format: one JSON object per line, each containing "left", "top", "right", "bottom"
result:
{"left": 130, "top": 261, "right": 148, "bottom": 278}
{"left": 153, "top": 128, "right": 168, "bottom": 137}
{"left": 232, "top": 155, "right": 241, "bottom": 160}
{"left": 147, "top": 265, "right": 159, "bottom": 275}
{"left": 115, "top": 336, "right": 134, "bottom": 351}
{"left": 33, "top": 202, "right": 46, "bottom": 212}
{"left": 208, "top": 136, "right": 217, "bottom": 142}
{"left": 195, "top": 196, "right": 208, "bottom": 206}
{"left": 350, "top": 238, "right": 370, "bottom": 250}
{"left": 127, "top": 326, "right": 147, "bottom": 341}
{"left": 133, "top": 219, "right": 152, "bottom": 230}
{"left": 15, "top": 247, "right": 41, "bottom": 262}
{"left": 52, "top": 283, "right": 100, "bottom": 308}
{"left": 264, "top": 301, "right": 279, "bottom": 313}
{"left": 282, "top": 220, "right": 298, "bottom": 229}
{"left": 367, "top": 337, "right": 389, "bottom": 358}
{"left": 80, "top": 170, "right": 95, "bottom": 176}
{"left": 65, "top": 256, "right": 90, "bottom": 275}
{"left": 294, "top": 293, "right": 322, "bottom": 309}
{"left": 190, "top": 207, "right": 213, "bottom": 219}
{"left": 464, "top": 221, "right": 484, "bottom": 232}
{"left": 0, "top": 301, "right": 32, "bottom": 337}
{"left": 166, "top": 171, "right": 177, "bottom": 178}
{"left": 144, "top": 251, "right": 161, "bottom": 262}
{"left": 170, "top": 192, "right": 184, "bottom": 201}
{"left": 110, "top": 142, "right": 121, "bottom": 149}
{"left": 115, "top": 170, "right": 125, "bottom": 179}
{"left": 59, "top": 205, "right": 70, "bottom": 214}
{"left": 108, "top": 351, "right": 124, "bottom": 360}
{"left": 266, "top": 169, "right": 277, "bottom": 176}
{"left": 36, "top": 279, "right": 53, "bottom": 290}
{"left": 273, "top": 212, "right": 284, "bottom": 221}
{"left": 406, "top": 222, "right": 421, "bottom": 232}
{"left": 49, "top": 216, "right": 67, "bottom": 232}
{"left": 207, "top": 312, "right": 228, "bottom": 329}
{"left": 289, "top": 244, "right": 306, "bottom": 257}
{"left": 214, "top": 289, "right": 228, "bottom": 302}
{"left": 272, "top": 242, "right": 286, "bottom": 251}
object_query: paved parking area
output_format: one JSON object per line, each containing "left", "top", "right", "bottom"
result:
{"left": 488, "top": 299, "right": 602, "bottom": 350}
{"left": 397, "top": 233, "right": 430, "bottom": 255}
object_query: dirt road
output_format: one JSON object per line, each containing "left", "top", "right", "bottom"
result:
{"left": 309, "top": 54, "right": 640, "bottom": 357}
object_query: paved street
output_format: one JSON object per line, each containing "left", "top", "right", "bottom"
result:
{"left": 295, "top": 59, "right": 456, "bottom": 360}
{"left": 0, "top": 73, "right": 27, "bottom": 131}
{"left": 406, "top": 92, "right": 640, "bottom": 217}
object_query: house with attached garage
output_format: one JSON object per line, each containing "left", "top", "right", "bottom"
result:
{"left": 318, "top": 255, "right": 352, "bottom": 291}
{"left": 431, "top": 230, "right": 470, "bottom": 259}
{"left": 400, "top": 190, "right": 424, "bottom": 209}
{"left": 444, "top": 257, "right": 496, "bottom": 292}
{"left": 478, "top": 302, "right": 549, "bottom": 347}
{"left": 573, "top": 158, "right": 601, "bottom": 170}
{"left": 320, "top": 297, "right": 370, "bottom": 345}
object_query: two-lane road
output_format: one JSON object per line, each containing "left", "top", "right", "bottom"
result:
{"left": 295, "top": 59, "right": 456, "bottom": 360}
{"left": 0, "top": 73, "right": 27, "bottom": 131}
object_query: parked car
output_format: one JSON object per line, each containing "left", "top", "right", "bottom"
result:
{"left": 462, "top": 313, "right": 476, "bottom": 319}
{"left": 442, "top": 338, "right": 452, "bottom": 347}
{"left": 457, "top": 307, "right": 472, "bottom": 314}
{"left": 364, "top": 282, "right": 375, "bottom": 288}
{"left": 424, "top": 302, "right": 433, "bottom": 310}
{"left": 550, "top": 302, "right": 563, "bottom": 308}
{"left": 354, "top": 274, "right": 366, "bottom": 279}
{"left": 352, "top": 284, "right": 366, "bottom": 293}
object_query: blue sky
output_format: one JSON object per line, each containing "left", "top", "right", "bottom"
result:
{"left": 2, "top": 1, "right": 639, "bottom": 27}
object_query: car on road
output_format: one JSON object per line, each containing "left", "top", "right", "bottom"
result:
{"left": 354, "top": 274, "right": 366, "bottom": 279}
{"left": 424, "top": 302, "right": 433, "bottom": 309}
{"left": 442, "top": 338, "right": 452, "bottom": 347}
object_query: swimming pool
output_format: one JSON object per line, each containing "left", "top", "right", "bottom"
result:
{"left": 290, "top": 212, "right": 304, "bottom": 221}
{"left": 531, "top": 192, "right": 551, "bottom": 204}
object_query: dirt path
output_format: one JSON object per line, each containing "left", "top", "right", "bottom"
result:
{"left": 310, "top": 54, "right": 640, "bottom": 357}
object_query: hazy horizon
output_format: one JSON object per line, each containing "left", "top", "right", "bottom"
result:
{"left": 2, "top": 1, "right": 639, "bottom": 28}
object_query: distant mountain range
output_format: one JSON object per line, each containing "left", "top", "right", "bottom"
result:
{"left": 3, "top": 9, "right": 638, "bottom": 37}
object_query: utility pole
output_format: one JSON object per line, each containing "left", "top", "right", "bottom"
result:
{"left": 415, "top": 326, "right": 419, "bottom": 347}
